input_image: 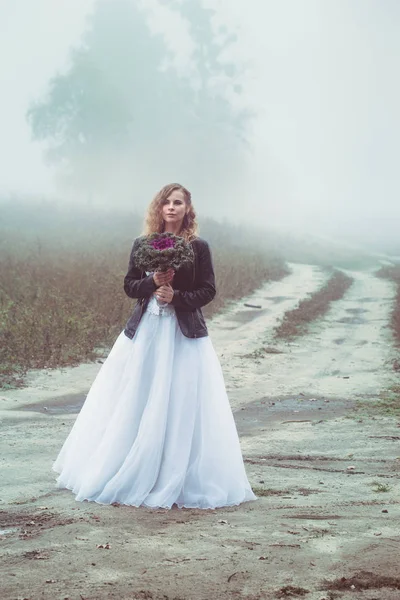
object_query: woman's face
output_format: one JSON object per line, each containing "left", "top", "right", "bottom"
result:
{"left": 161, "top": 189, "right": 187, "bottom": 228}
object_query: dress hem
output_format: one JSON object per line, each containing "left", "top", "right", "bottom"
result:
{"left": 52, "top": 465, "right": 258, "bottom": 511}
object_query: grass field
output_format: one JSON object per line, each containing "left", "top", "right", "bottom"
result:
{"left": 377, "top": 265, "right": 400, "bottom": 347}
{"left": 0, "top": 201, "right": 288, "bottom": 387}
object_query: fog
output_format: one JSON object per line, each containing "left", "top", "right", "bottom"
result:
{"left": 1, "top": 0, "right": 399, "bottom": 249}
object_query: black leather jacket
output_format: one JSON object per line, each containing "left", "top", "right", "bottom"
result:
{"left": 123, "top": 236, "right": 216, "bottom": 339}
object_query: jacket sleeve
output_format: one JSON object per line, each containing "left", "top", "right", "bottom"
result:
{"left": 170, "top": 240, "right": 216, "bottom": 310}
{"left": 123, "top": 238, "right": 158, "bottom": 299}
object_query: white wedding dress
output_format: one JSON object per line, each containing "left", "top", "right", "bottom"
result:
{"left": 52, "top": 293, "right": 257, "bottom": 509}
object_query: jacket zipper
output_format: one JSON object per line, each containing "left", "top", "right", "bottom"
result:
{"left": 191, "top": 310, "right": 197, "bottom": 338}
{"left": 140, "top": 270, "right": 145, "bottom": 305}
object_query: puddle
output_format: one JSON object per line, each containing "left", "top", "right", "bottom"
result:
{"left": 337, "top": 316, "right": 366, "bottom": 325}
{"left": 18, "top": 393, "right": 86, "bottom": 415}
{"left": 234, "top": 395, "right": 353, "bottom": 436}
{"left": 334, "top": 337, "right": 367, "bottom": 347}
{"left": 264, "top": 296, "right": 292, "bottom": 304}
{"left": 227, "top": 308, "right": 269, "bottom": 325}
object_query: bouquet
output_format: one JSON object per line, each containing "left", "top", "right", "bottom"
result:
{"left": 133, "top": 233, "right": 194, "bottom": 306}
{"left": 134, "top": 232, "right": 194, "bottom": 272}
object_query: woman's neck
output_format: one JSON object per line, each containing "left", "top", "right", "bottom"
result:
{"left": 163, "top": 224, "right": 182, "bottom": 235}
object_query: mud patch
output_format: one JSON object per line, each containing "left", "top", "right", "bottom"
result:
{"left": 275, "top": 586, "right": 310, "bottom": 597}
{"left": 247, "top": 454, "right": 354, "bottom": 462}
{"left": 9, "top": 491, "right": 59, "bottom": 505}
{"left": 286, "top": 514, "right": 343, "bottom": 520}
{"left": 264, "top": 295, "right": 292, "bottom": 304}
{"left": 322, "top": 570, "right": 400, "bottom": 591}
{"left": 337, "top": 316, "right": 366, "bottom": 325}
{"left": 252, "top": 487, "right": 292, "bottom": 497}
{"left": 22, "top": 549, "right": 52, "bottom": 560}
{"left": 18, "top": 392, "right": 86, "bottom": 415}
{"left": 234, "top": 395, "right": 353, "bottom": 434}
{"left": 0, "top": 508, "right": 78, "bottom": 539}
{"left": 242, "top": 346, "right": 284, "bottom": 359}
{"left": 252, "top": 487, "right": 322, "bottom": 497}
{"left": 345, "top": 307, "right": 369, "bottom": 315}
{"left": 227, "top": 308, "right": 270, "bottom": 324}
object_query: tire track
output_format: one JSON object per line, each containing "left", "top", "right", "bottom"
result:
{"left": 224, "top": 268, "right": 397, "bottom": 404}
{"left": 210, "top": 263, "right": 329, "bottom": 389}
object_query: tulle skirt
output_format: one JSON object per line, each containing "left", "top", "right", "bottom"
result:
{"left": 52, "top": 297, "right": 257, "bottom": 509}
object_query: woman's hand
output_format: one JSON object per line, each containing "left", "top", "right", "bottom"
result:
{"left": 155, "top": 283, "right": 174, "bottom": 304}
{"left": 153, "top": 268, "right": 174, "bottom": 287}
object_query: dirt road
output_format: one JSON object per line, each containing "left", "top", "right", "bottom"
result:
{"left": 1, "top": 264, "right": 400, "bottom": 600}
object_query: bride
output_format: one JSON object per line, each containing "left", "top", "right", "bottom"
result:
{"left": 52, "top": 183, "right": 257, "bottom": 509}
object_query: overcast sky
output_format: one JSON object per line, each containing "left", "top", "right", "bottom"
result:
{"left": 0, "top": 0, "right": 399, "bottom": 242}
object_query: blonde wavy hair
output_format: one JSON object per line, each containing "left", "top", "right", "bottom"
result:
{"left": 143, "top": 183, "right": 198, "bottom": 242}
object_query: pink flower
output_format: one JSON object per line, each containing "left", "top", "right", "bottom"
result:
{"left": 151, "top": 237, "right": 176, "bottom": 251}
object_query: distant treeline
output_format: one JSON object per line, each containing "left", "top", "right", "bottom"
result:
{"left": 0, "top": 196, "right": 381, "bottom": 268}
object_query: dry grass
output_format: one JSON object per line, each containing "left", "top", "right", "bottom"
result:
{"left": 0, "top": 249, "right": 128, "bottom": 381}
{"left": 322, "top": 571, "right": 400, "bottom": 592}
{"left": 274, "top": 270, "right": 354, "bottom": 339}
{"left": 355, "top": 384, "right": 400, "bottom": 417}
{"left": 251, "top": 487, "right": 291, "bottom": 496}
{"left": 376, "top": 265, "right": 400, "bottom": 346}
{"left": 0, "top": 204, "right": 288, "bottom": 387}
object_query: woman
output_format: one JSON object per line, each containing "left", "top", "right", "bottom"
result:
{"left": 52, "top": 183, "right": 257, "bottom": 509}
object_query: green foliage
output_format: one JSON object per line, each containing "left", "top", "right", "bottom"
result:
{"left": 355, "top": 385, "right": 400, "bottom": 417}
{"left": 370, "top": 482, "right": 391, "bottom": 493}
